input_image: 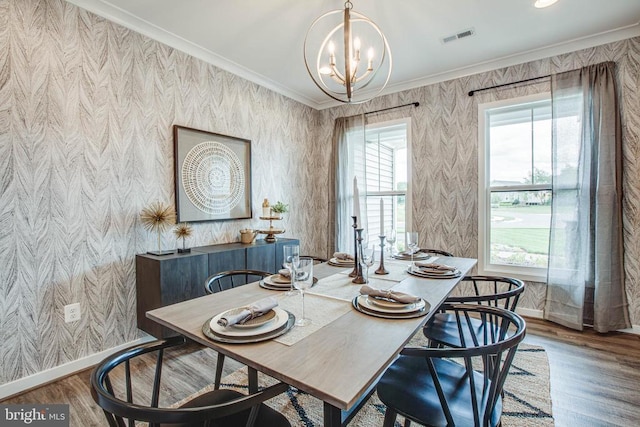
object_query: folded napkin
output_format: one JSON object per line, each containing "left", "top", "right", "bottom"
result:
{"left": 415, "top": 262, "right": 457, "bottom": 272}
{"left": 359, "top": 285, "right": 421, "bottom": 304}
{"left": 278, "top": 268, "right": 291, "bottom": 278}
{"left": 277, "top": 269, "right": 309, "bottom": 282}
{"left": 217, "top": 297, "right": 278, "bottom": 327}
{"left": 333, "top": 252, "right": 354, "bottom": 261}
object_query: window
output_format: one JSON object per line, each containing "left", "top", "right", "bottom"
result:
{"left": 478, "top": 94, "right": 552, "bottom": 281}
{"left": 362, "top": 119, "right": 411, "bottom": 248}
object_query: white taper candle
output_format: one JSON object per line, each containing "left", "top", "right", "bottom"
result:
{"left": 379, "top": 198, "right": 384, "bottom": 235}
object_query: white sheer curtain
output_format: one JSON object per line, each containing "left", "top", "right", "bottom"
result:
{"left": 544, "top": 62, "right": 630, "bottom": 332}
{"left": 328, "top": 114, "right": 367, "bottom": 254}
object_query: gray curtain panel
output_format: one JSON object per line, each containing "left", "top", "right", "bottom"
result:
{"left": 544, "top": 62, "right": 630, "bottom": 332}
{"left": 328, "top": 115, "right": 367, "bottom": 255}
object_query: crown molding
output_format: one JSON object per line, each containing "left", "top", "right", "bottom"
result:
{"left": 65, "top": 1, "right": 639, "bottom": 111}
{"left": 314, "top": 22, "right": 640, "bottom": 110}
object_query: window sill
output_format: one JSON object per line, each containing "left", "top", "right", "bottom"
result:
{"left": 478, "top": 265, "right": 548, "bottom": 284}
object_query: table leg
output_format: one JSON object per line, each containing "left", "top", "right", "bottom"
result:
{"left": 323, "top": 402, "right": 343, "bottom": 427}
{"left": 248, "top": 367, "right": 258, "bottom": 393}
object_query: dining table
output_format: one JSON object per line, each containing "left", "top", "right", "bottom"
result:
{"left": 147, "top": 255, "right": 476, "bottom": 427}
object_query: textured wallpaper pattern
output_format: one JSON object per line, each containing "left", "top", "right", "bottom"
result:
{"left": 0, "top": 0, "right": 320, "bottom": 384}
{"left": 1, "top": 0, "right": 639, "bottom": 386}
{"left": 318, "top": 37, "right": 640, "bottom": 323}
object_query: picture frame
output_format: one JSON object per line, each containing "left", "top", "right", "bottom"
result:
{"left": 173, "top": 125, "right": 252, "bottom": 222}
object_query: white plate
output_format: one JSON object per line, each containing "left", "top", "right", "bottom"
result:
{"left": 352, "top": 297, "right": 430, "bottom": 319}
{"left": 392, "top": 252, "right": 431, "bottom": 260}
{"left": 231, "top": 309, "right": 276, "bottom": 329}
{"left": 262, "top": 275, "right": 318, "bottom": 289}
{"left": 203, "top": 312, "right": 295, "bottom": 344}
{"left": 408, "top": 268, "right": 462, "bottom": 279}
{"left": 368, "top": 296, "right": 414, "bottom": 310}
{"left": 209, "top": 307, "right": 289, "bottom": 337}
{"left": 357, "top": 295, "right": 426, "bottom": 314}
{"left": 329, "top": 257, "right": 354, "bottom": 265}
{"left": 263, "top": 275, "right": 292, "bottom": 288}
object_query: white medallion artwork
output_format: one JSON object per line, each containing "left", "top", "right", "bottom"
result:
{"left": 181, "top": 141, "right": 245, "bottom": 215}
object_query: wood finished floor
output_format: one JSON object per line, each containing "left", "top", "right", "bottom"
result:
{"left": 3, "top": 318, "right": 640, "bottom": 426}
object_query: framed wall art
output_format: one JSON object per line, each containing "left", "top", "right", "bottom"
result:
{"left": 173, "top": 125, "right": 252, "bottom": 222}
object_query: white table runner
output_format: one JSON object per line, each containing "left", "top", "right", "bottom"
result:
{"left": 273, "top": 293, "right": 352, "bottom": 346}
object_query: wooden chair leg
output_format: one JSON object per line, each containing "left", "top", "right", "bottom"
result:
{"left": 214, "top": 354, "right": 225, "bottom": 390}
{"left": 383, "top": 407, "right": 398, "bottom": 427}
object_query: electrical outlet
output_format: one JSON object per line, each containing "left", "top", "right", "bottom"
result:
{"left": 64, "top": 303, "right": 81, "bottom": 323}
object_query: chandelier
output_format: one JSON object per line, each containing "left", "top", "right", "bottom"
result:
{"left": 303, "top": 1, "right": 392, "bottom": 104}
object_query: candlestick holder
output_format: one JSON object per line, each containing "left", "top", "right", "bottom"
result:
{"left": 352, "top": 228, "right": 366, "bottom": 284}
{"left": 349, "top": 216, "right": 359, "bottom": 277}
{"left": 375, "top": 235, "right": 389, "bottom": 275}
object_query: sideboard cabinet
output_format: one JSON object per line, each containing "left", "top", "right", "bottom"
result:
{"left": 136, "top": 238, "right": 299, "bottom": 337}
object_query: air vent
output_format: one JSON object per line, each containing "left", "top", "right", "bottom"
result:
{"left": 441, "top": 28, "right": 475, "bottom": 44}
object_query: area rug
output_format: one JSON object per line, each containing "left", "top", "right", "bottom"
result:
{"left": 175, "top": 343, "right": 554, "bottom": 426}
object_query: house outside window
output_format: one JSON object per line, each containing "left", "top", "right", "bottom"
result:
{"left": 361, "top": 119, "right": 411, "bottom": 249}
{"left": 478, "top": 93, "right": 553, "bottom": 282}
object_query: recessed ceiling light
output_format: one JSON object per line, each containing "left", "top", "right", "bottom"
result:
{"left": 534, "top": 0, "right": 559, "bottom": 8}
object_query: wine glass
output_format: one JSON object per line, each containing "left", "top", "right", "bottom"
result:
{"left": 361, "top": 246, "right": 375, "bottom": 283}
{"left": 283, "top": 244, "right": 300, "bottom": 296}
{"left": 293, "top": 257, "right": 314, "bottom": 326}
{"left": 406, "top": 232, "right": 419, "bottom": 271}
{"left": 386, "top": 229, "right": 397, "bottom": 256}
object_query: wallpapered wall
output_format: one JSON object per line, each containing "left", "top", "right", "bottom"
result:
{"left": 0, "top": 0, "right": 322, "bottom": 384}
{"left": 317, "top": 36, "right": 640, "bottom": 323}
{"left": 1, "top": 0, "right": 639, "bottom": 386}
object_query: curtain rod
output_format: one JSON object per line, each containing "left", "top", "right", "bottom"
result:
{"left": 468, "top": 75, "right": 551, "bottom": 97}
{"left": 365, "top": 102, "right": 419, "bottom": 115}
{"left": 340, "top": 102, "right": 419, "bottom": 120}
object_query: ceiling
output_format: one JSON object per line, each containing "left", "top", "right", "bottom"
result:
{"left": 67, "top": 0, "right": 640, "bottom": 110}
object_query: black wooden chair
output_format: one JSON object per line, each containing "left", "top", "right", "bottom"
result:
{"left": 423, "top": 275, "right": 525, "bottom": 348}
{"left": 91, "top": 336, "right": 291, "bottom": 427}
{"left": 205, "top": 269, "right": 273, "bottom": 294}
{"left": 300, "top": 255, "right": 328, "bottom": 264}
{"left": 204, "top": 269, "right": 273, "bottom": 390}
{"left": 378, "top": 304, "right": 526, "bottom": 427}
{"left": 419, "top": 248, "right": 455, "bottom": 257}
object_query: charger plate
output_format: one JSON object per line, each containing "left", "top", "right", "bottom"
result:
{"left": 260, "top": 276, "right": 318, "bottom": 290}
{"left": 392, "top": 252, "right": 431, "bottom": 261}
{"left": 361, "top": 296, "right": 426, "bottom": 314}
{"left": 203, "top": 311, "right": 295, "bottom": 344}
{"left": 407, "top": 268, "right": 462, "bottom": 279}
{"left": 368, "top": 296, "right": 419, "bottom": 310}
{"left": 328, "top": 257, "right": 355, "bottom": 267}
{"left": 352, "top": 296, "right": 430, "bottom": 319}
{"left": 210, "top": 307, "right": 288, "bottom": 338}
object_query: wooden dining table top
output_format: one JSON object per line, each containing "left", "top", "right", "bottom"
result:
{"left": 147, "top": 257, "right": 477, "bottom": 412}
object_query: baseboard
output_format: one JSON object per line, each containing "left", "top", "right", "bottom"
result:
{"left": 517, "top": 307, "right": 640, "bottom": 336}
{"left": 0, "top": 334, "right": 155, "bottom": 401}
{"left": 517, "top": 307, "right": 544, "bottom": 319}
{"left": 618, "top": 324, "right": 640, "bottom": 336}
